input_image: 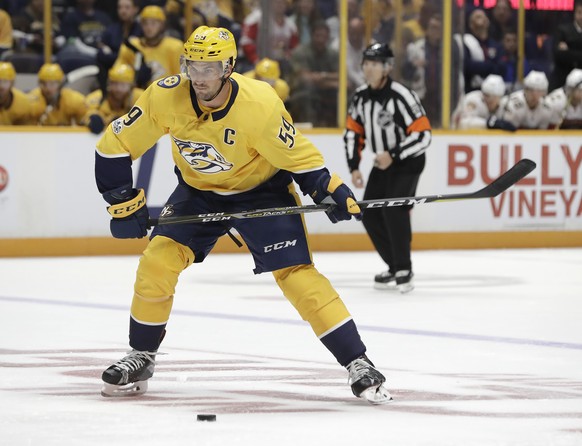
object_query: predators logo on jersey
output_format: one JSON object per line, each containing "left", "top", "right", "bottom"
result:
{"left": 157, "top": 75, "right": 180, "bottom": 89}
{"left": 172, "top": 135, "right": 233, "bottom": 173}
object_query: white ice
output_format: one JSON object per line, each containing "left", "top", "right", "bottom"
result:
{"left": 1, "top": 248, "right": 581, "bottom": 446}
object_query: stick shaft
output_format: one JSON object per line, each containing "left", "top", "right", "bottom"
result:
{"left": 149, "top": 159, "right": 536, "bottom": 226}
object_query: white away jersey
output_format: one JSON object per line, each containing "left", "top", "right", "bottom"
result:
{"left": 499, "top": 90, "right": 556, "bottom": 129}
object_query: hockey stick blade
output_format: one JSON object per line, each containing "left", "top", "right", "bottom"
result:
{"left": 149, "top": 159, "right": 536, "bottom": 226}
{"left": 466, "top": 158, "right": 536, "bottom": 199}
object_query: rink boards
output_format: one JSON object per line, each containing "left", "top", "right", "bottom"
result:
{"left": 0, "top": 127, "right": 581, "bottom": 256}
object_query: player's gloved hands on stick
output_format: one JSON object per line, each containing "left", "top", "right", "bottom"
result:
{"left": 487, "top": 116, "right": 517, "bottom": 132}
{"left": 102, "top": 186, "right": 150, "bottom": 238}
{"left": 312, "top": 172, "right": 363, "bottom": 223}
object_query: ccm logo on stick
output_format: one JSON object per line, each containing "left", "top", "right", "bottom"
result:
{"left": 367, "top": 198, "right": 427, "bottom": 208}
{"left": 264, "top": 239, "right": 297, "bottom": 252}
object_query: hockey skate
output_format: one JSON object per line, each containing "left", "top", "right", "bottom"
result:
{"left": 101, "top": 350, "right": 156, "bottom": 397}
{"left": 395, "top": 270, "right": 414, "bottom": 294}
{"left": 373, "top": 270, "right": 397, "bottom": 290}
{"left": 347, "top": 355, "right": 392, "bottom": 404}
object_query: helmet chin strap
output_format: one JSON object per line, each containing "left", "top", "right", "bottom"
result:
{"left": 205, "top": 75, "right": 229, "bottom": 101}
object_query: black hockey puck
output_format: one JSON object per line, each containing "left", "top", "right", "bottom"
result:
{"left": 197, "top": 414, "right": 217, "bottom": 422}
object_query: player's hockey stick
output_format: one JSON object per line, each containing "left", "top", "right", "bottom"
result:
{"left": 149, "top": 158, "right": 536, "bottom": 226}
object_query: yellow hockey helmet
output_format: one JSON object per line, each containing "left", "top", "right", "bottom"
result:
{"left": 140, "top": 5, "right": 166, "bottom": 22}
{"left": 183, "top": 26, "right": 237, "bottom": 70}
{"left": 108, "top": 64, "right": 135, "bottom": 83}
{"left": 255, "top": 58, "right": 280, "bottom": 81}
{"left": 38, "top": 63, "right": 65, "bottom": 82}
{"left": 0, "top": 62, "right": 16, "bottom": 81}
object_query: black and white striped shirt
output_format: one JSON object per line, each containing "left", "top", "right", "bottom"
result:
{"left": 343, "top": 78, "right": 432, "bottom": 172}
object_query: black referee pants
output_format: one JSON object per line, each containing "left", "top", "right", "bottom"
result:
{"left": 362, "top": 154, "right": 425, "bottom": 273}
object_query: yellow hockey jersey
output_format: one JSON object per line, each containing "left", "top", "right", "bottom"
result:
{"left": 28, "top": 87, "right": 88, "bottom": 126}
{"left": 85, "top": 87, "right": 144, "bottom": 125}
{"left": 97, "top": 73, "right": 325, "bottom": 194}
{"left": 116, "top": 36, "right": 183, "bottom": 84}
{"left": 0, "top": 87, "right": 32, "bottom": 125}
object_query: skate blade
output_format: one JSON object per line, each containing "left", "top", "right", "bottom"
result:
{"left": 101, "top": 380, "right": 148, "bottom": 397}
{"left": 373, "top": 282, "right": 398, "bottom": 291}
{"left": 360, "top": 384, "right": 393, "bottom": 405}
{"left": 398, "top": 281, "right": 414, "bottom": 294}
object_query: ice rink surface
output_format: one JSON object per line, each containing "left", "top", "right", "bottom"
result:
{"left": 1, "top": 248, "right": 581, "bottom": 446}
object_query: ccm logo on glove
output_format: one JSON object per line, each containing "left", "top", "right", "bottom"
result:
{"left": 107, "top": 189, "right": 146, "bottom": 218}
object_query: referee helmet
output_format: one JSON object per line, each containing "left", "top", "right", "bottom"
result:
{"left": 363, "top": 43, "right": 394, "bottom": 64}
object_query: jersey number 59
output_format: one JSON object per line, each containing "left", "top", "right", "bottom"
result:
{"left": 277, "top": 116, "right": 296, "bottom": 149}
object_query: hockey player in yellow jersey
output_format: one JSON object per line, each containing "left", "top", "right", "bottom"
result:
{"left": 0, "top": 62, "right": 32, "bottom": 125}
{"left": 28, "top": 63, "right": 88, "bottom": 126}
{"left": 96, "top": 26, "right": 391, "bottom": 404}
{"left": 115, "top": 5, "right": 182, "bottom": 88}
{"left": 85, "top": 64, "right": 144, "bottom": 134}
{"left": 243, "top": 57, "right": 290, "bottom": 102}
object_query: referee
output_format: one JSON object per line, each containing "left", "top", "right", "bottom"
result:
{"left": 343, "top": 43, "right": 432, "bottom": 293}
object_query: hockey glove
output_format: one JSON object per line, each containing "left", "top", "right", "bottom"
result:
{"left": 87, "top": 114, "right": 105, "bottom": 134}
{"left": 312, "top": 172, "right": 363, "bottom": 223}
{"left": 487, "top": 116, "right": 517, "bottom": 132}
{"left": 103, "top": 186, "right": 150, "bottom": 239}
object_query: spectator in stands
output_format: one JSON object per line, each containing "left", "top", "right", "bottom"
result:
{"left": 343, "top": 16, "right": 366, "bottom": 98}
{"left": 243, "top": 57, "right": 290, "bottom": 102}
{"left": 165, "top": 0, "right": 242, "bottom": 42}
{"left": 115, "top": 5, "right": 182, "bottom": 88}
{"left": 56, "top": 0, "right": 112, "bottom": 72}
{"left": 240, "top": 0, "right": 298, "bottom": 76}
{"left": 549, "top": 0, "right": 582, "bottom": 91}
{"left": 11, "top": 0, "right": 61, "bottom": 65}
{"left": 329, "top": 15, "right": 366, "bottom": 100}
{"left": 372, "top": 0, "right": 394, "bottom": 46}
{"left": 0, "top": 7, "right": 13, "bottom": 59}
{"left": 400, "top": 2, "right": 437, "bottom": 56}
{"left": 28, "top": 63, "right": 88, "bottom": 126}
{"left": 487, "top": 0, "right": 516, "bottom": 44}
{"left": 499, "top": 70, "right": 555, "bottom": 129}
{"left": 402, "top": 13, "right": 448, "bottom": 127}
{"left": 289, "top": 20, "right": 338, "bottom": 126}
{"left": 316, "top": 0, "right": 337, "bottom": 19}
{"left": 96, "top": 0, "right": 142, "bottom": 76}
{"left": 289, "top": 0, "right": 321, "bottom": 46}
{"left": 452, "top": 74, "right": 515, "bottom": 131}
{"left": 462, "top": 8, "right": 504, "bottom": 93}
{"left": 328, "top": 0, "right": 362, "bottom": 48}
{"left": 497, "top": 28, "right": 530, "bottom": 93}
{"left": 524, "top": 32, "right": 553, "bottom": 77}
{"left": 85, "top": 63, "right": 143, "bottom": 134}
{"left": 545, "top": 68, "right": 582, "bottom": 129}
{"left": 0, "top": 61, "right": 32, "bottom": 125}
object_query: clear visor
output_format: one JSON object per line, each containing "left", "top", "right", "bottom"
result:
{"left": 181, "top": 58, "right": 225, "bottom": 81}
